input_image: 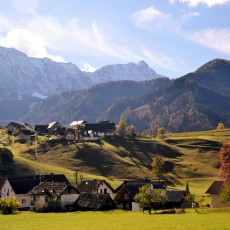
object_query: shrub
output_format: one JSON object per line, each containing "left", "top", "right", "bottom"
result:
{"left": 0, "top": 147, "right": 14, "bottom": 165}
{"left": 0, "top": 197, "right": 21, "bottom": 214}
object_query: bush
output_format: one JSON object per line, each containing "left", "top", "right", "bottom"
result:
{"left": 0, "top": 197, "right": 21, "bottom": 214}
{"left": 0, "top": 147, "right": 14, "bottom": 165}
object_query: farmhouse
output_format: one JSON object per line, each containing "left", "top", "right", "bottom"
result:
{"left": 28, "top": 182, "right": 79, "bottom": 212}
{"left": 77, "top": 179, "right": 116, "bottom": 199}
{"left": 6, "top": 121, "right": 33, "bottom": 136}
{"left": 15, "top": 129, "right": 35, "bottom": 142}
{"left": 47, "top": 121, "right": 61, "bottom": 134}
{"left": 114, "top": 181, "right": 165, "bottom": 211}
{"left": 71, "top": 192, "right": 116, "bottom": 211}
{"left": 0, "top": 174, "right": 70, "bottom": 210}
{"left": 206, "top": 181, "right": 230, "bottom": 208}
{"left": 35, "top": 125, "right": 49, "bottom": 135}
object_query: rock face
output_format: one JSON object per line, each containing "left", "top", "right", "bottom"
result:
{"left": 0, "top": 46, "right": 161, "bottom": 100}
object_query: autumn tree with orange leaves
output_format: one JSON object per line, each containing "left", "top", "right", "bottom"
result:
{"left": 219, "top": 141, "right": 230, "bottom": 182}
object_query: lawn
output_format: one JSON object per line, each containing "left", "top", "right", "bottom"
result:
{"left": 0, "top": 209, "right": 230, "bottom": 230}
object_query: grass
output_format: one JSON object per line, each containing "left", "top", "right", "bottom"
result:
{"left": 0, "top": 208, "right": 230, "bottom": 230}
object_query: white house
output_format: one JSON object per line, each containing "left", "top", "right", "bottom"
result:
{"left": 206, "top": 181, "right": 230, "bottom": 208}
{"left": 0, "top": 174, "right": 71, "bottom": 210}
{"left": 28, "top": 182, "right": 79, "bottom": 211}
{"left": 77, "top": 179, "right": 116, "bottom": 199}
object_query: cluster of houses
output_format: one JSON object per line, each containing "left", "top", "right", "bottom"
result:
{"left": 1, "top": 173, "right": 228, "bottom": 212}
{"left": 6, "top": 120, "right": 116, "bottom": 143}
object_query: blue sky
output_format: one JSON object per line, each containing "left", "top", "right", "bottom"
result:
{"left": 0, "top": 0, "right": 229, "bottom": 78}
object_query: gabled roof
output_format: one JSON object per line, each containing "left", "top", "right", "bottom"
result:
{"left": 69, "top": 120, "right": 86, "bottom": 127}
{"left": 5, "top": 174, "right": 70, "bottom": 194}
{"left": 114, "top": 181, "right": 165, "bottom": 202}
{"left": 17, "top": 130, "right": 35, "bottom": 136}
{"left": 35, "top": 125, "right": 49, "bottom": 133}
{"left": 165, "top": 190, "right": 188, "bottom": 203}
{"left": 206, "top": 181, "right": 224, "bottom": 194}
{"left": 28, "top": 182, "right": 77, "bottom": 196}
{"left": 73, "top": 192, "right": 115, "bottom": 210}
{"left": 47, "top": 121, "right": 60, "bottom": 129}
{"left": 77, "top": 180, "right": 115, "bottom": 193}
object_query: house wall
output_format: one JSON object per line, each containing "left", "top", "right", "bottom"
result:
{"left": 7, "top": 125, "right": 20, "bottom": 135}
{"left": 98, "top": 183, "right": 115, "bottom": 199}
{"left": 16, "top": 194, "right": 31, "bottom": 209}
{"left": 132, "top": 202, "right": 141, "bottom": 211}
{"left": 211, "top": 194, "right": 230, "bottom": 208}
{"left": 16, "top": 133, "right": 31, "bottom": 141}
{"left": 31, "top": 195, "right": 47, "bottom": 211}
{"left": 0, "top": 180, "right": 15, "bottom": 198}
{"left": 60, "top": 194, "right": 79, "bottom": 210}
{"left": 66, "top": 133, "right": 75, "bottom": 140}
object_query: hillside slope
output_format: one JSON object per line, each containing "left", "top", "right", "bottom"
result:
{"left": 1, "top": 128, "right": 230, "bottom": 184}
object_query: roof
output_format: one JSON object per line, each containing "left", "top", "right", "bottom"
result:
{"left": 7, "top": 121, "right": 26, "bottom": 128}
{"left": 0, "top": 178, "right": 6, "bottom": 191}
{"left": 77, "top": 180, "right": 115, "bottom": 193}
{"left": 47, "top": 121, "right": 60, "bottom": 129}
{"left": 35, "top": 125, "right": 49, "bottom": 133}
{"left": 206, "top": 181, "right": 225, "bottom": 194}
{"left": 165, "top": 190, "right": 188, "bottom": 203}
{"left": 73, "top": 192, "right": 114, "bottom": 210}
{"left": 5, "top": 174, "right": 70, "bottom": 194}
{"left": 114, "top": 181, "right": 165, "bottom": 202}
{"left": 69, "top": 120, "right": 86, "bottom": 127}
{"left": 28, "top": 182, "right": 74, "bottom": 196}
{"left": 84, "top": 122, "right": 116, "bottom": 132}
{"left": 17, "top": 130, "right": 35, "bottom": 135}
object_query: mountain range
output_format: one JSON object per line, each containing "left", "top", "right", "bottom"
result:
{"left": 0, "top": 46, "right": 161, "bottom": 121}
{"left": 1, "top": 46, "right": 230, "bottom": 133}
{"left": 21, "top": 59, "right": 230, "bottom": 133}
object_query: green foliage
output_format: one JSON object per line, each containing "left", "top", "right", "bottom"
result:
{"left": 184, "top": 193, "right": 195, "bottom": 205}
{"left": 220, "top": 183, "right": 230, "bottom": 203}
{"left": 0, "top": 197, "right": 21, "bottom": 215}
{"left": 134, "top": 185, "right": 168, "bottom": 214}
{"left": 151, "top": 155, "right": 165, "bottom": 181}
{"left": 134, "top": 184, "right": 152, "bottom": 212}
{"left": 0, "top": 147, "right": 14, "bottom": 165}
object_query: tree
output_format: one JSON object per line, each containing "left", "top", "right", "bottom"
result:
{"left": 185, "top": 181, "right": 190, "bottom": 192}
{"left": 126, "top": 125, "right": 136, "bottom": 136}
{"left": 219, "top": 141, "right": 230, "bottom": 181}
{"left": 220, "top": 183, "right": 230, "bottom": 203}
{"left": 0, "top": 197, "right": 21, "bottom": 214}
{"left": 0, "top": 147, "right": 14, "bottom": 166}
{"left": 134, "top": 185, "right": 168, "bottom": 214}
{"left": 217, "top": 122, "right": 225, "bottom": 129}
{"left": 117, "top": 120, "right": 127, "bottom": 136}
{"left": 151, "top": 156, "right": 165, "bottom": 181}
{"left": 158, "top": 127, "right": 166, "bottom": 135}
{"left": 151, "top": 189, "right": 168, "bottom": 213}
{"left": 134, "top": 184, "right": 152, "bottom": 213}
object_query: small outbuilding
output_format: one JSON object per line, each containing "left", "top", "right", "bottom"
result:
{"left": 72, "top": 192, "right": 116, "bottom": 211}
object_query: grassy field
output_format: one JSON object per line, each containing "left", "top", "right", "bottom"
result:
{"left": 0, "top": 208, "right": 230, "bottom": 230}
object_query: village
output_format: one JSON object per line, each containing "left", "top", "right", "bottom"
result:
{"left": 1, "top": 121, "right": 230, "bottom": 214}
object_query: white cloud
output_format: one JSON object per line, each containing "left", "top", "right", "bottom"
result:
{"left": 81, "top": 62, "right": 98, "bottom": 72}
{"left": 0, "top": 28, "right": 65, "bottom": 62}
{"left": 133, "top": 6, "right": 170, "bottom": 29}
{"left": 13, "top": 0, "right": 38, "bottom": 14}
{"left": 188, "top": 28, "right": 230, "bottom": 55}
{"left": 169, "top": 0, "right": 230, "bottom": 7}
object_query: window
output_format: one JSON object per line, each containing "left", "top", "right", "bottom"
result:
{"left": 22, "top": 199, "right": 26, "bottom": 204}
{"left": 7, "top": 189, "right": 9, "bottom": 196}
{"left": 104, "top": 188, "right": 107, "bottom": 194}
{"left": 33, "top": 196, "right": 36, "bottom": 202}
{"left": 100, "top": 189, "right": 103, "bottom": 193}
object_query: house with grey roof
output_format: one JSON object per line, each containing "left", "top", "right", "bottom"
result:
{"left": 206, "top": 181, "right": 230, "bottom": 208}
{"left": 72, "top": 192, "right": 115, "bottom": 211}
{"left": 0, "top": 174, "right": 70, "bottom": 210}
{"left": 28, "top": 182, "right": 79, "bottom": 212}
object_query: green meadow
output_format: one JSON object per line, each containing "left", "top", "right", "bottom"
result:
{"left": 0, "top": 208, "right": 230, "bottom": 230}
